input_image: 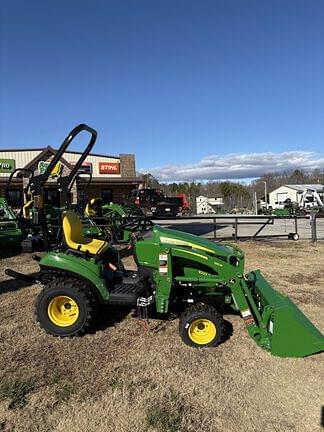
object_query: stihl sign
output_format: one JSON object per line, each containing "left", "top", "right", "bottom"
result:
{"left": 99, "top": 162, "right": 120, "bottom": 174}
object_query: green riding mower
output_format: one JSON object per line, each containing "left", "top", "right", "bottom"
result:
{"left": 85, "top": 197, "right": 153, "bottom": 243}
{"left": 5, "top": 124, "right": 324, "bottom": 358}
{"left": 0, "top": 168, "right": 36, "bottom": 252}
{"left": 0, "top": 197, "right": 23, "bottom": 252}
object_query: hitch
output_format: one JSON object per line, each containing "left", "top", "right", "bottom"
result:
{"left": 137, "top": 295, "right": 154, "bottom": 321}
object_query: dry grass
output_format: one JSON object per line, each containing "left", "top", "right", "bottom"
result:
{"left": 0, "top": 241, "right": 323, "bottom": 432}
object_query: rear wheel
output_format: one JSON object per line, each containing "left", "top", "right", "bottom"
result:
{"left": 35, "top": 277, "right": 96, "bottom": 337}
{"left": 179, "top": 304, "right": 224, "bottom": 348}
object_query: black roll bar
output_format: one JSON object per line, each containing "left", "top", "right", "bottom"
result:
{"left": 28, "top": 123, "right": 97, "bottom": 250}
{"left": 5, "top": 168, "right": 34, "bottom": 203}
{"left": 29, "top": 123, "right": 97, "bottom": 199}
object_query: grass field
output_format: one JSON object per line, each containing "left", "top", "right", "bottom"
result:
{"left": 0, "top": 241, "right": 323, "bottom": 432}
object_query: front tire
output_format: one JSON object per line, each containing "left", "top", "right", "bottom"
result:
{"left": 35, "top": 277, "right": 95, "bottom": 337}
{"left": 179, "top": 304, "right": 225, "bottom": 348}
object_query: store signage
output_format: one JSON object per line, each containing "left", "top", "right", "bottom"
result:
{"left": 0, "top": 159, "right": 15, "bottom": 173}
{"left": 70, "top": 161, "right": 93, "bottom": 174}
{"left": 99, "top": 162, "right": 120, "bottom": 174}
{"left": 38, "top": 161, "right": 64, "bottom": 177}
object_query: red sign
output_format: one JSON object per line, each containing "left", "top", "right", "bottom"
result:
{"left": 99, "top": 162, "right": 120, "bottom": 174}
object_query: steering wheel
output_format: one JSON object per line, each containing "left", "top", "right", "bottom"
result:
{"left": 121, "top": 215, "right": 154, "bottom": 231}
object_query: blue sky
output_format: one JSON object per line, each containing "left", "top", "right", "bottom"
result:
{"left": 1, "top": 0, "right": 323, "bottom": 181}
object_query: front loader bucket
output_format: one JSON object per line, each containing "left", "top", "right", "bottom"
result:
{"left": 247, "top": 271, "right": 324, "bottom": 357}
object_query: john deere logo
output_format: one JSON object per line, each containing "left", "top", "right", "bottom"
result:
{"left": 0, "top": 159, "right": 15, "bottom": 173}
{"left": 38, "top": 161, "right": 64, "bottom": 178}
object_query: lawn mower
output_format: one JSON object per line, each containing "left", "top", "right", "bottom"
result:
{"left": 5, "top": 124, "right": 324, "bottom": 357}
{"left": 84, "top": 196, "right": 153, "bottom": 243}
{"left": 0, "top": 168, "right": 36, "bottom": 252}
{"left": 0, "top": 197, "right": 23, "bottom": 252}
{"left": 2, "top": 164, "right": 103, "bottom": 252}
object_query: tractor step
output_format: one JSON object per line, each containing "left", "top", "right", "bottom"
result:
{"left": 109, "top": 281, "right": 144, "bottom": 305}
{"left": 121, "top": 271, "right": 139, "bottom": 285}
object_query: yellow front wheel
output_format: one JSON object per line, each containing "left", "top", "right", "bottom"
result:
{"left": 188, "top": 318, "right": 217, "bottom": 345}
{"left": 179, "top": 304, "right": 224, "bottom": 348}
{"left": 35, "top": 277, "right": 95, "bottom": 337}
{"left": 47, "top": 296, "right": 79, "bottom": 327}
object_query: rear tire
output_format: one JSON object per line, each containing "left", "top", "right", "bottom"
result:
{"left": 35, "top": 277, "right": 96, "bottom": 337}
{"left": 179, "top": 303, "right": 224, "bottom": 348}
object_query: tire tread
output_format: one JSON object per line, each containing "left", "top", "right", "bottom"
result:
{"left": 35, "top": 276, "right": 95, "bottom": 337}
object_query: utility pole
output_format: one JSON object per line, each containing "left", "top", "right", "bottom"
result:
{"left": 254, "top": 191, "right": 258, "bottom": 215}
{"left": 262, "top": 181, "right": 267, "bottom": 205}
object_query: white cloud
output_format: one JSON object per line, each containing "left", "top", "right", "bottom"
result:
{"left": 139, "top": 151, "right": 324, "bottom": 182}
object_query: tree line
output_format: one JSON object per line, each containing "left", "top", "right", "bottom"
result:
{"left": 140, "top": 169, "right": 324, "bottom": 213}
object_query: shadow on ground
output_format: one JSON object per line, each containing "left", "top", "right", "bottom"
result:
{"left": 93, "top": 305, "right": 133, "bottom": 333}
{"left": 0, "top": 273, "right": 39, "bottom": 295}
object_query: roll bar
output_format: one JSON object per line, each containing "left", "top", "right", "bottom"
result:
{"left": 29, "top": 123, "right": 97, "bottom": 199}
{"left": 5, "top": 168, "right": 34, "bottom": 204}
{"left": 28, "top": 123, "right": 97, "bottom": 250}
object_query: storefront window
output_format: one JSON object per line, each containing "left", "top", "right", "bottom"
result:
{"left": 44, "top": 189, "right": 60, "bottom": 207}
{"left": 7, "top": 189, "right": 22, "bottom": 207}
{"left": 101, "top": 188, "right": 113, "bottom": 203}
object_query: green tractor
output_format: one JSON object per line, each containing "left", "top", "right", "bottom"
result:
{"left": 0, "top": 168, "right": 36, "bottom": 253}
{"left": 0, "top": 197, "right": 23, "bottom": 252}
{"left": 84, "top": 197, "right": 152, "bottom": 243}
{"left": 3, "top": 165, "right": 103, "bottom": 253}
{"left": 6, "top": 125, "right": 324, "bottom": 357}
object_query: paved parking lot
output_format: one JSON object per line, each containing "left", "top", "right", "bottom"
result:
{"left": 155, "top": 215, "right": 324, "bottom": 241}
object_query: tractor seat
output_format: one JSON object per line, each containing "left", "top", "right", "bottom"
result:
{"left": 23, "top": 200, "right": 33, "bottom": 219}
{"left": 62, "top": 210, "right": 109, "bottom": 255}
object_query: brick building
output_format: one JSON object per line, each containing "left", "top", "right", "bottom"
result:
{"left": 0, "top": 147, "right": 143, "bottom": 207}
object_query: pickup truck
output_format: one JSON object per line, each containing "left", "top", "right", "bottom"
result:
{"left": 126, "top": 189, "right": 189, "bottom": 217}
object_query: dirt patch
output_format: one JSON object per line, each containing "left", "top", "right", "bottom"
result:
{"left": 0, "top": 242, "right": 323, "bottom": 432}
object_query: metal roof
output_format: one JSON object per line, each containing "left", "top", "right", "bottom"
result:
{"left": 0, "top": 145, "right": 120, "bottom": 159}
{"left": 285, "top": 184, "right": 324, "bottom": 191}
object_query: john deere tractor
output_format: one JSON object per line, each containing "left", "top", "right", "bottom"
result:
{"left": 6, "top": 125, "right": 324, "bottom": 357}
{"left": 0, "top": 197, "right": 22, "bottom": 252}
{"left": 0, "top": 168, "right": 35, "bottom": 252}
{"left": 84, "top": 197, "right": 152, "bottom": 243}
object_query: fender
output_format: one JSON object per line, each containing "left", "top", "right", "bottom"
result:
{"left": 40, "top": 252, "right": 110, "bottom": 301}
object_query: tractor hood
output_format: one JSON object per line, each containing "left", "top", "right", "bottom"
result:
{"left": 151, "top": 225, "right": 244, "bottom": 260}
